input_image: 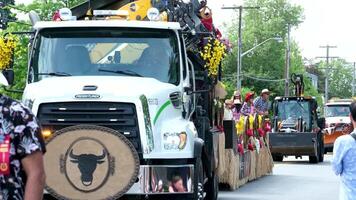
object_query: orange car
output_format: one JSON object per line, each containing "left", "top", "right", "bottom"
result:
{"left": 323, "top": 100, "right": 353, "bottom": 152}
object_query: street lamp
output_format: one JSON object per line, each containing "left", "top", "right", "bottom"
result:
{"left": 237, "top": 37, "right": 282, "bottom": 90}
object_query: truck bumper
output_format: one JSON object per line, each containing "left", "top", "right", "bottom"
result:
{"left": 44, "top": 164, "right": 195, "bottom": 198}
{"left": 269, "top": 132, "right": 317, "bottom": 156}
{"left": 126, "top": 164, "right": 194, "bottom": 194}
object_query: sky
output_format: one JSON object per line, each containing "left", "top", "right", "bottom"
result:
{"left": 14, "top": 0, "right": 356, "bottom": 62}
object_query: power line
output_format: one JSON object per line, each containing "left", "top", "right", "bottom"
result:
{"left": 242, "top": 74, "right": 285, "bottom": 82}
{"left": 223, "top": 74, "right": 285, "bottom": 82}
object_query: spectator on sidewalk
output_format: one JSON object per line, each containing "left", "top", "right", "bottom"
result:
{"left": 332, "top": 101, "right": 356, "bottom": 200}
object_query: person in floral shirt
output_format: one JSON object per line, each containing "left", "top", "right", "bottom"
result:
{"left": 241, "top": 92, "right": 255, "bottom": 116}
{"left": 0, "top": 94, "right": 46, "bottom": 200}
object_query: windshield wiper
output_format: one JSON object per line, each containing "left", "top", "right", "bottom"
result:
{"left": 98, "top": 69, "right": 143, "bottom": 77}
{"left": 35, "top": 72, "right": 72, "bottom": 76}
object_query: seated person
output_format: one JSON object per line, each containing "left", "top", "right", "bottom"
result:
{"left": 168, "top": 176, "right": 186, "bottom": 193}
{"left": 63, "top": 46, "right": 95, "bottom": 75}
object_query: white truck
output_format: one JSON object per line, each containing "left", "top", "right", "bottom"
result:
{"left": 2, "top": 0, "right": 221, "bottom": 199}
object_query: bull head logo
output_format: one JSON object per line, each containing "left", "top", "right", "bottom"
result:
{"left": 69, "top": 149, "right": 106, "bottom": 186}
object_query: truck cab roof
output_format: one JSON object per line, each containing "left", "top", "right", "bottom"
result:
{"left": 34, "top": 20, "right": 182, "bottom": 30}
{"left": 326, "top": 99, "right": 352, "bottom": 106}
{"left": 274, "top": 96, "right": 316, "bottom": 101}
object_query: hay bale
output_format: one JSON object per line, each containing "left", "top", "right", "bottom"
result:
{"left": 248, "top": 150, "right": 257, "bottom": 181}
{"left": 219, "top": 149, "right": 240, "bottom": 190}
{"left": 218, "top": 133, "right": 226, "bottom": 177}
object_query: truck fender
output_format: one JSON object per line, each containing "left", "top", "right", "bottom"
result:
{"left": 194, "top": 138, "right": 204, "bottom": 159}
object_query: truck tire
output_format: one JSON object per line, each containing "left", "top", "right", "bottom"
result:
{"left": 309, "top": 155, "right": 318, "bottom": 163}
{"left": 318, "top": 136, "right": 324, "bottom": 162}
{"left": 195, "top": 159, "right": 204, "bottom": 200}
{"left": 272, "top": 154, "right": 283, "bottom": 162}
{"left": 205, "top": 172, "right": 218, "bottom": 200}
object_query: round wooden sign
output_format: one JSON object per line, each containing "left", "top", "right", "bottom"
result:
{"left": 44, "top": 125, "right": 140, "bottom": 200}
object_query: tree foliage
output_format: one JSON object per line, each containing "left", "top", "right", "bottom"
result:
{"left": 0, "top": 0, "right": 16, "bottom": 29}
{"left": 0, "top": 0, "right": 86, "bottom": 100}
{"left": 222, "top": 0, "right": 322, "bottom": 104}
{"left": 316, "top": 59, "right": 353, "bottom": 99}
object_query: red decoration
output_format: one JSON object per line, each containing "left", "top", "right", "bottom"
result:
{"left": 246, "top": 129, "right": 253, "bottom": 137}
{"left": 257, "top": 128, "right": 265, "bottom": 137}
{"left": 248, "top": 143, "right": 254, "bottom": 151}
{"left": 201, "top": 17, "right": 213, "bottom": 31}
{"left": 237, "top": 144, "right": 244, "bottom": 155}
{"left": 264, "top": 121, "right": 271, "bottom": 132}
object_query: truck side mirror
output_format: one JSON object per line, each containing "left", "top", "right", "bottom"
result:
{"left": 2, "top": 70, "right": 14, "bottom": 85}
{"left": 317, "top": 117, "right": 326, "bottom": 129}
{"left": 0, "top": 72, "right": 9, "bottom": 86}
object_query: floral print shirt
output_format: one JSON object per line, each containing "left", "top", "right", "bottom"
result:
{"left": 241, "top": 102, "right": 255, "bottom": 116}
{"left": 0, "top": 95, "right": 45, "bottom": 200}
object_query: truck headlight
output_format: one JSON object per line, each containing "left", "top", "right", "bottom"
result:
{"left": 42, "top": 129, "right": 53, "bottom": 139}
{"left": 163, "top": 132, "right": 187, "bottom": 150}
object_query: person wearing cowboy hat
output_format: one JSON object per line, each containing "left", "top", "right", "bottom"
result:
{"left": 254, "top": 89, "right": 270, "bottom": 116}
{"left": 241, "top": 92, "right": 255, "bottom": 116}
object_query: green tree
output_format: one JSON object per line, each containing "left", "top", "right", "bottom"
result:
{"left": 1, "top": 0, "right": 86, "bottom": 100}
{"left": 222, "top": 0, "right": 321, "bottom": 103}
{"left": 0, "top": 0, "right": 16, "bottom": 29}
{"left": 317, "top": 59, "right": 352, "bottom": 99}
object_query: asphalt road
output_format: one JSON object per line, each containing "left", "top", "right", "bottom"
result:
{"left": 218, "top": 154, "right": 339, "bottom": 200}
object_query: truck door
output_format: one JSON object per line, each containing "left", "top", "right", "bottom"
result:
{"left": 179, "top": 34, "right": 195, "bottom": 119}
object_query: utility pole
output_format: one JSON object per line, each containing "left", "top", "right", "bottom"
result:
{"left": 284, "top": 24, "right": 291, "bottom": 96}
{"left": 222, "top": 6, "right": 260, "bottom": 91}
{"left": 353, "top": 62, "right": 355, "bottom": 97}
{"left": 317, "top": 45, "right": 337, "bottom": 102}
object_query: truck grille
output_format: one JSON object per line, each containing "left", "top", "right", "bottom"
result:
{"left": 37, "top": 102, "right": 142, "bottom": 155}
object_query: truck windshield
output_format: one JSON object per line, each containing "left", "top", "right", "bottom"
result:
{"left": 31, "top": 28, "right": 180, "bottom": 85}
{"left": 277, "top": 100, "right": 311, "bottom": 127}
{"left": 325, "top": 105, "right": 350, "bottom": 117}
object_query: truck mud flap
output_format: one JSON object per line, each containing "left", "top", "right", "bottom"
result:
{"left": 269, "top": 132, "right": 317, "bottom": 156}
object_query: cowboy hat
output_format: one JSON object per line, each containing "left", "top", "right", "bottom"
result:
{"left": 245, "top": 92, "right": 255, "bottom": 102}
{"left": 261, "top": 89, "right": 270, "bottom": 95}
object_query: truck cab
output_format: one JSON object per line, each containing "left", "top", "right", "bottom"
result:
{"left": 323, "top": 99, "right": 352, "bottom": 152}
{"left": 15, "top": 18, "right": 219, "bottom": 199}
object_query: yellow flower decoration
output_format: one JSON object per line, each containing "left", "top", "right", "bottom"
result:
{"left": 258, "top": 115, "right": 263, "bottom": 128}
{"left": 0, "top": 35, "right": 18, "bottom": 70}
{"left": 236, "top": 115, "right": 245, "bottom": 135}
{"left": 248, "top": 115, "right": 254, "bottom": 129}
{"left": 200, "top": 38, "right": 226, "bottom": 77}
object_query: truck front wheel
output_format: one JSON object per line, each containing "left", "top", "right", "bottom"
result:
{"left": 318, "top": 135, "right": 324, "bottom": 162}
{"left": 195, "top": 159, "right": 204, "bottom": 200}
{"left": 205, "top": 172, "right": 218, "bottom": 200}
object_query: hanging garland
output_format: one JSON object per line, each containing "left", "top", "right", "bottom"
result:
{"left": 0, "top": 35, "right": 18, "bottom": 70}
{"left": 200, "top": 38, "right": 226, "bottom": 77}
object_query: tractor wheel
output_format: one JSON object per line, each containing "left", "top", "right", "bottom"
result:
{"left": 272, "top": 154, "right": 283, "bottom": 162}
